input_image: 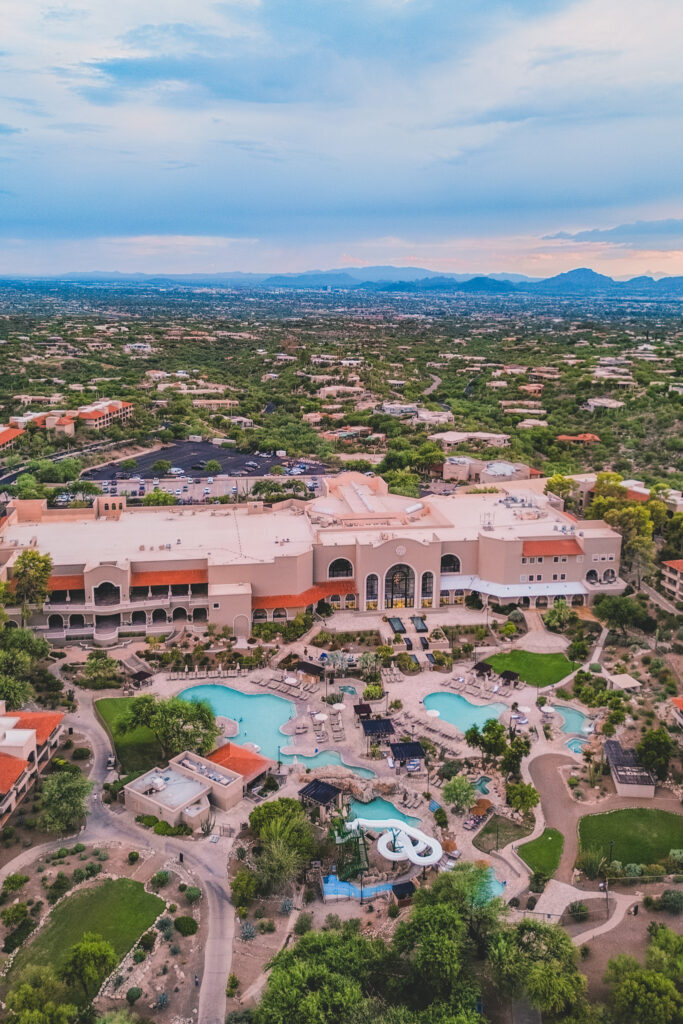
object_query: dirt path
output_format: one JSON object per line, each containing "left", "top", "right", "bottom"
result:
{"left": 529, "top": 752, "right": 682, "bottom": 883}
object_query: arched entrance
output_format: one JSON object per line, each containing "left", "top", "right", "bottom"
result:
{"left": 603, "top": 568, "right": 616, "bottom": 583}
{"left": 94, "top": 581, "right": 121, "bottom": 606}
{"left": 152, "top": 608, "right": 167, "bottom": 624}
{"left": 384, "top": 564, "right": 415, "bottom": 609}
{"left": 172, "top": 607, "right": 187, "bottom": 622}
{"left": 48, "top": 614, "right": 63, "bottom": 630}
{"left": 69, "top": 613, "right": 85, "bottom": 628}
{"left": 233, "top": 614, "right": 250, "bottom": 638}
{"left": 586, "top": 569, "right": 599, "bottom": 584}
{"left": 365, "top": 574, "right": 379, "bottom": 611}
{"left": 421, "top": 572, "right": 434, "bottom": 608}
{"left": 131, "top": 610, "right": 146, "bottom": 626}
{"left": 193, "top": 607, "right": 208, "bottom": 622}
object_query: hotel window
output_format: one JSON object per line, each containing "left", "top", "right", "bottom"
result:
{"left": 552, "top": 574, "right": 558, "bottom": 581}
{"left": 608, "top": 554, "right": 614, "bottom": 561}
{"left": 329, "top": 558, "right": 353, "bottom": 579}
{"left": 537, "top": 557, "right": 543, "bottom": 563}
{"left": 365, "top": 573, "right": 379, "bottom": 611}
{"left": 529, "top": 557, "right": 536, "bottom": 564}
{"left": 421, "top": 571, "right": 434, "bottom": 609}
{"left": 553, "top": 556, "right": 559, "bottom": 563}
{"left": 520, "top": 575, "right": 527, "bottom": 583}
{"left": 522, "top": 557, "right": 528, "bottom": 564}
{"left": 592, "top": 555, "right": 599, "bottom": 562}
{"left": 561, "top": 573, "right": 566, "bottom": 581}
{"left": 562, "top": 555, "right": 567, "bottom": 562}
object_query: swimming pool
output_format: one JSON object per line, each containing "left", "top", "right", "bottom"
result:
{"left": 484, "top": 867, "right": 505, "bottom": 900}
{"left": 323, "top": 874, "right": 394, "bottom": 900}
{"left": 424, "top": 693, "right": 506, "bottom": 733}
{"left": 180, "top": 684, "right": 374, "bottom": 777}
{"left": 475, "top": 776, "right": 492, "bottom": 794}
{"left": 552, "top": 705, "right": 592, "bottom": 735}
{"left": 566, "top": 737, "right": 588, "bottom": 754}
{"left": 350, "top": 797, "right": 420, "bottom": 827}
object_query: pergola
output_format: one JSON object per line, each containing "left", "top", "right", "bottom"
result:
{"left": 473, "top": 661, "right": 493, "bottom": 676}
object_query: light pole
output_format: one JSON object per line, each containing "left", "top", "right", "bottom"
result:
{"left": 277, "top": 745, "right": 281, "bottom": 770}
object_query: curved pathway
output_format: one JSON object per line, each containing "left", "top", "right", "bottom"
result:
{"left": 423, "top": 374, "right": 442, "bottom": 396}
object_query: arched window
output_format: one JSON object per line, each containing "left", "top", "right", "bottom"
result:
{"left": 94, "top": 581, "right": 120, "bottom": 606}
{"left": 252, "top": 608, "right": 268, "bottom": 621}
{"left": 603, "top": 568, "right": 616, "bottom": 583}
{"left": 329, "top": 558, "right": 353, "bottom": 579}
{"left": 329, "top": 594, "right": 341, "bottom": 609}
{"left": 421, "top": 572, "right": 434, "bottom": 608}
{"left": 345, "top": 593, "right": 356, "bottom": 610}
{"left": 441, "top": 554, "right": 461, "bottom": 574}
{"left": 384, "top": 564, "right": 415, "bottom": 609}
{"left": 586, "top": 569, "right": 599, "bottom": 584}
{"left": 272, "top": 607, "right": 287, "bottom": 620}
{"left": 365, "top": 574, "right": 379, "bottom": 611}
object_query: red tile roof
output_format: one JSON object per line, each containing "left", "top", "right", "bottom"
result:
{"left": 556, "top": 433, "right": 601, "bottom": 443}
{"left": 130, "top": 569, "right": 208, "bottom": 587}
{"left": 663, "top": 559, "right": 683, "bottom": 573}
{"left": 522, "top": 539, "right": 583, "bottom": 556}
{"left": 671, "top": 697, "right": 683, "bottom": 712}
{"left": 0, "top": 753, "right": 29, "bottom": 795}
{"left": 207, "top": 742, "right": 272, "bottom": 781}
{"left": 625, "top": 489, "right": 650, "bottom": 503}
{"left": 6, "top": 711, "right": 64, "bottom": 746}
{"left": 47, "top": 574, "right": 85, "bottom": 591}
{"left": 0, "top": 427, "right": 24, "bottom": 446}
{"left": 253, "top": 581, "right": 356, "bottom": 610}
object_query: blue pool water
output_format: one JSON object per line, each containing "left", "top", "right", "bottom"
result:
{"left": 180, "top": 684, "right": 373, "bottom": 777}
{"left": 322, "top": 866, "right": 505, "bottom": 902}
{"left": 475, "top": 776, "right": 492, "bottom": 794}
{"left": 323, "top": 875, "right": 394, "bottom": 899}
{"left": 339, "top": 685, "right": 357, "bottom": 695}
{"left": 553, "top": 705, "right": 592, "bottom": 735}
{"left": 350, "top": 797, "right": 420, "bottom": 827}
{"left": 424, "top": 693, "right": 506, "bottom": 733}
{"left": 566, "top": 737, "right": 588, "bottom": 754}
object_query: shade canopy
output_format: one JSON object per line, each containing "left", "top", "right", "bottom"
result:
{"left": 500, "top": 669, "right": 520, "bottom": 681}
{"left": 332, "top": 703, "right": 346, "bottom": 711}
{"left": 314, "top": 712, "right": 328, "bottom": 723}
{"left": 426, "top": 708, "right": 441, "bottom": 719}
{"left": 389, "top": 741, "right": 425, "bottom": 761}
{"left": 361, "top": 719, "right": 395, "bottom": 738}
{"left": 474, "top": 661, "right": 493, "bottom": 675}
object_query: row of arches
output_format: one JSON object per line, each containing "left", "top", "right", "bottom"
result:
{"left": 327, "top": 554, "right": 462, "bottom": 581}
{"left": 45, "top": 607, "right": 209, "bottom": 632}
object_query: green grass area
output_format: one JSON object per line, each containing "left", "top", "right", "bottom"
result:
{"left": 8, "top": 879, "right": 163, "bottom": 997}
{"left": 485, "top": 650, "right": 579, "bottom": 687}
{"left": 578, "top": 809, "right": 683, "bottom": 866}
{"left": 95, "top": 696, "right": 163, "bottom": 773}
{"left": 518, "top": 828, "right": 564, "bottom": 877}
{"left": 473, "top": 813, "right": 535, "bottom": 854}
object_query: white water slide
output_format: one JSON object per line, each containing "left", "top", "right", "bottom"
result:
{"left": 347, "top": 817, "right": 443, "bottom": 867}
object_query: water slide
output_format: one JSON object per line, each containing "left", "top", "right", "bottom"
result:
{"left": 347, "top": 817, "right": 443, "bottom": 867}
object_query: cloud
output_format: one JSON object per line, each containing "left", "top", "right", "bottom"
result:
{"left": 0, "top": 123, "right": 21, "bottom": 135}
{"left": 545, "top": 219, "right": 683, "bottom": 250}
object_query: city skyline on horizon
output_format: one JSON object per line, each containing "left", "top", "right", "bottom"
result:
{"left": 1, "top": 0, "right": 682, "bottom": 276}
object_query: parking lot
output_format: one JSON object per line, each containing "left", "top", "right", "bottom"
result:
{"left": 82, "top": 440, "right": 329, "bottom": 481}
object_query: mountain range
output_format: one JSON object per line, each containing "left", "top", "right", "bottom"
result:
{"left": 9, "top": 266, "right": 683, "bottom": 297}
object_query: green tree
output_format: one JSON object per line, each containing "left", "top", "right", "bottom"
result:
{"left": 636, "top": 728, "right": 674, "bottom": 781}
{"left": 249, "top": 798, "right": 315, "bottom": 859}
{"left": 119, "top": 695, "right": 219, "bottom": 759}
{"left": 256, "top": 815, "right": 311, "bottom": 893}
{"left": 12, "top": 549, "right": 53, "bottom": 625}
{"left": 500, "top": 736, "right": 531, "bottom": 777}
{"left": 80, "top": 650, "right": 122, "bottom": 690}
{"left": 205, "top": 459, "right": 221, "bottom": 474}
{"left": 392, "top": 901, "right": 474, "bottom": 1007}
{"left": 59, "top": 933, "right": 118, "bottom": 1002}
{"left": 5, "top": 965, "right": 78, "bottom": 1024}
{"left": 610, "top": 970, "right": 681, "bottom": 1024}
{"left": 142, "top": 488, "right": 177, "bottom": 506}
{"left": 38, "top": 772, "right": 93, "bottom": 832}
{"left": 0, "top": 672, "right": 32, "bottom": 710}
{"left": 441, "top": 775, "right": 476, "bottom": 814}
{"left": 1, "top": 902, "right": 29, "bottom": 927}
{"left": 411, "top": 862, "right": 505, "bottom": 956}
{"left": 151, "top": 459, "right": 172, "bottom": 475}
{"left": 506, "top": 781, "right": 540, "bottom": 815}
{"left": 489, "top": 919, "right": 586, "bottom": 1016}
{"left": 545, "top": 475, "right": 576, "bottom": 501}
{"left": 12, "top": 473, "right": 46, "bottom": 500}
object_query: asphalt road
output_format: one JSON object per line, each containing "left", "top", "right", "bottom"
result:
{"left": 82, "top": 439, "right": 329, "bottom": 481}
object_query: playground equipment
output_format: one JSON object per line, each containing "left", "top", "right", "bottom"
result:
{"left": 347, "top": 816, "right": 443, "bottom": 867}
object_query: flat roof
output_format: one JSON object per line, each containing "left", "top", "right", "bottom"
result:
{"left": 604, "top": 740, "right": 655, "bottom": 787}
{"left": 127, "top": 767, "right": 207, "bottom": 808}
{"left": 3, "top": 504, "right": 313, "bottom": 567}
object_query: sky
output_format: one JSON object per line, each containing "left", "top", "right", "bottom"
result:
{"left": 1, "top": 0, "right": 683, "bottom": 277}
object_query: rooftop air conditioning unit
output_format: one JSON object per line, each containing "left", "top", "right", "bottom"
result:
{"left": 177, "top": 539, "right": 181, "bottom": 544}
{"left": 139, "top": 545, "right": 145, "bottom": 551}
{"left": 166, "top": 544, "right": 171, "bottom": 550}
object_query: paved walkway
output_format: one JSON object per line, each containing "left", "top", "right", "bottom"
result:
{"left": 640, "top": 581, "right": 678, "bottom": 615}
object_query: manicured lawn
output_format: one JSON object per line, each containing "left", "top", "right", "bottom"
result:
{"left": 9, "top": 879, "right": 164, "bottom": 996}
{"left": 96, "top": 696, "right": 163, "bottom": 772}
{"left": 485, "top": 650, "right": 579, "bottom": 687}
{"left": 578, "top": 809, "right": 683, "bottom": 866}
{"left": 518, "top": 828, "right": 564, "bottom": 877}
{"left": 473, "top": 813, "right": 535, "bottom": 854}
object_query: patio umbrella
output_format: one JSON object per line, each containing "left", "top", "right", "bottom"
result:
{"left": 426, "top": 708, "right": 441, "bottom": 718}
{"left": 332, "top": 703, "right": 346, "bottom": 712}
{"left": 314, "top": 712, "right": 328, "bottom": 723}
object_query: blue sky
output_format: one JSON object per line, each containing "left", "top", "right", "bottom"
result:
{"left": 1, "top": 0, "right": 682, "bottom": 275}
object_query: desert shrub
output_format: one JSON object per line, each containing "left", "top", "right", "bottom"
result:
{"left": 2, "top": 873, "right": 28, "bottom": 894}
{"left": 258, "top": 918, "right": 276, "bottom": 933}
{"left": 625, "top": 863, "right": 643, "bottom": 877}
{"left": 279, "top": 897, "right": 293, "bottom": 915}
{"left": 526, "top": 896, "right": 537, "bottom": 910}
{"left": 232, "top": 869, "right": 258, "bottom": 908}
{"left": 174, "top": 915, "right": 198, "bottom": 936}
{"left": 139, "top": 930, "right": 156, "bottom": 951}
{"left": 568, "top": 901, "right": 589, "bottom": 922}
{"left": 2, "top": 918, "right": 36, "bottom": 953}
{"left": 660, "top": 889, "right": 683, "bottom": 914}
{"left": 72, "top": 747, "right": 91, "bottom": 760}
{"left": 72, "top": 868, "right": 85, "bottom": 884}
{"left": 151, "top": 870, "right": 170, "bottom": 889}
{"left": 128, "top": 851, "right": 140, "bottom": 864}
{"left": 388, "top": 904, "right": 400, "bottom": 918}
{"left": 241, "top": 921, "right": 256, "bottom": 941}
{"left": 185, "top": 886, "right": 202, "bottom": 904}
{"left": 294, "top": 912, "right": 313, "bottom": 936}
{"left": 434, "top": 807, "right": 448, "bottom": 829}
{"left": 133, "top": 948, "right": 146, "bottom": 963}
{"left": 46, "top": 872, "right": 72, "bottom": 904}
{"left": 126, "top": 987, "right": 142, "bottom": 1004}
{"left": 576, "top": 847, "right": 604, "bottom": 879}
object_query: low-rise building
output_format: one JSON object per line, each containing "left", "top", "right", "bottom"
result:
{"left": 662, "top": 560, "right": 683, "bottom": 603}
{"left": 429, "top": 430, "right": 511, "bottom": 450}
{"left": 604, "top": 740, "right": 656, "bottom": 799}
{"left": 0, "top": 426, "right": 24, "bottom": 453}
{"left": 0, "top": 702, "right": 64, "bottom": 824}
